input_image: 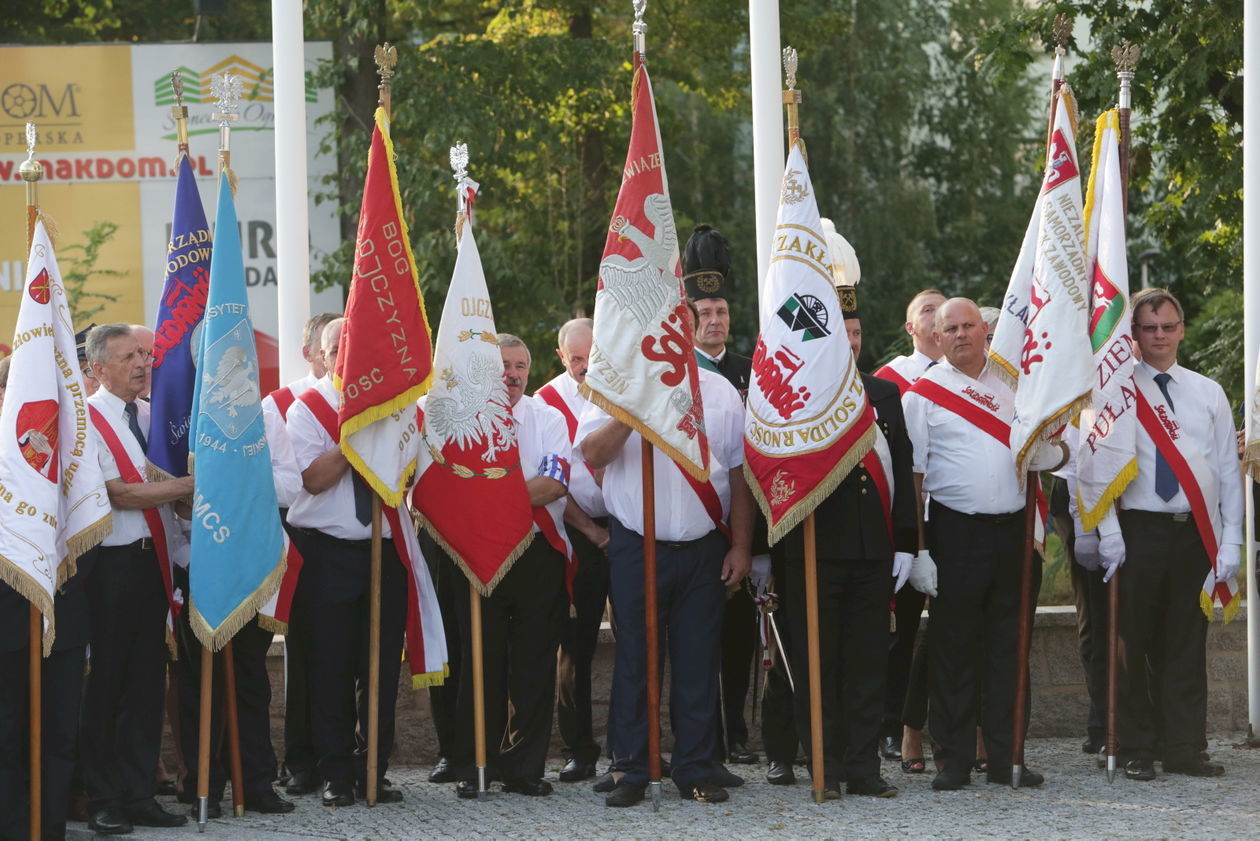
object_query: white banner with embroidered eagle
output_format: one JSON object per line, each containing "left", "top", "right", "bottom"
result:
{"left": 0, "top": 220, "right": 112, "bottom": 652}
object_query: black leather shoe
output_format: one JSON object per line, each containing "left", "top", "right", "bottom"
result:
{"left": 1124, "top": 759, "right": 1156, "bottom": 781}
{"left": 605, "top": 780, "right": 646, "bottom": 807}
{"left": 879, "top": 736, "right": 903, "bottom": 761}
{"left": 188, "top": 800, "right": 222, "bottom": 820}
{"left": 709, "top": 764, "right": 745, "bottom": 788}
{"left": 321, "top": 781, "right": 355, "bottom": 807}
{"left": 87, "top": 806, "right": 133, "bottom": 835}
{"left": 848, "top": 776, "right": 899, "bottom": 797}
{"left": 355, "top": 779, "right": 404, "bottom": 803}
{"left": 428, "top": 756, "right": 456, "bottom": 784}
{"left": 245, "top": 789, "right": 296, "bottom": 814}
{"left": 766, "top": 760, "right": 796, "bottom": 785}
{"left": 986, "top": 766, "right": 1044, "bottom": 788}
{"left": 727, "top": 741, "right": 758, "bottom": 764}
{"left": 661, "top": 757, "right": 672, "bottom": 778}
{"left": 1163, "top": 758, "right": 1225, "bottom": 777}
{"left": 678, "top": 781, "right": 728, "bottom": 803}
{"left": 502, "top": 777, "right": 554, "bottom": 796}
{"left": 156, "top": 779, "right": 178, "bottom": 797}
{"left": 592, "top": 771, "right": 617, "bottom": 793}
{"left": 1082, "top": 737, "right": 1105, "bottom": 754}
{"left": 821, "top": 778, "right": 842, "bottom": 800}
{"left": 285, "top": 768, "right": 320, "bottom": 796}
{"left": 559, "top": 758, "right": 597, "bottom": 782}
{"left": 931, "top": 768, "right": 970, "bottom": 791}
{"left": 455, "top": 780, "right": 482, "bottom": 799}
{"left": 126, "top": 798, "right": 188, "bottom": 827}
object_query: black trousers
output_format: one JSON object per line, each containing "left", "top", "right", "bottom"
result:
{"left": 0, "top": 645, "right": 85, "bottom": 841}
{"left": 175, "top": 582, "right": 278, "bottom": 802}
{"left": 421, "top": 532, "right": 462, "bottom": 761}
{"left": 556, "top": 522, "right": 610, "bottom": 764}
{"left": 607, "top": 519, "right": 726, "bottom": 788}
{"left": 715, "top": 583, "right": 757, "bottom": 755}
{"left": 760, "top": 555, "right": 799, "bottom": 764}
{"left": 926, "top": 502, "right": 1038, "bottom": 775}
{"left": 883, "top": 586, "right": 926, "bottom": 739}
{"left": 452, "top": 539, "right": 568, "bottom": 781}
{"left": 289, "top": 529, "right": 407, "bottom": 786}
{"left": 278, "top": 510, "right": 315, "bottom": 778}
{"left": 81, "top": 543, "right": 169, "bottom": 810}
{"left": 1116, "top": 510, "right": 1210, "bottom": 764}
{"left": 786, "top": 556, "right": 890, "bottom": 782}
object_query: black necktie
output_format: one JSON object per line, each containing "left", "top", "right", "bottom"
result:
{"left": 351, "top": 471, "right": 373, "bottom": 525}
{"left": 124, "top": 402, "right": 147, "bottom": 452}
{"left": 1153, "top": 372, "right": 1179, "bottom": 502}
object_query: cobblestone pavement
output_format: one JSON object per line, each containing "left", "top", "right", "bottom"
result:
{"left": 87, "top": 737, "right": 1260, "bottom": 841}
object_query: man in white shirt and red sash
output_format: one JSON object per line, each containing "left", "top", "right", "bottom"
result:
{"left": 577, "top": 359, "right": 754, "bottom": 807}
{"left": 535, "top": 318, "right": 612, "bottom": 783}
{"left": 449, "top": 335, "right": 573, "bottom": 798}
{"left": 1096, "top": 288, "right": 1242, "bottom": 781}
{"left": 873, "top": 289, "right": 946, "bottom": 396}
{"left": 903, "top": 298, "right": 1061, "bottom": 792}
{"left": 83, "top": 323, "right": 194, "bottom": 832}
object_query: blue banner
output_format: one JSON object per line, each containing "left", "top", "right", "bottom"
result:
{"left": 188, "top": 171, "right": 285, "bottom": 649}
{"left": 149, "top": 155, "right": 210, "bottom": 478}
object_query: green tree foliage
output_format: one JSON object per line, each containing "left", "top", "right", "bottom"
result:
{"left": 58, "top": 220, "right": 122, "bottom": 324}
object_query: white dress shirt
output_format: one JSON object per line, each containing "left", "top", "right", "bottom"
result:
{"left": 90, "top": 387, "right": 155, "bottom": 545}
{"left": 574, "top": 367, "right": 744, "bottom": 541}
{"left": 881, "top": 349, "right": 936, "bottom": 386}
{"left": 514, "top": 394, "right": 571, "bottom": 532}
{"left": 285, "top": 375, "right": 392, "bottom": 540}
{"left": 537, "top": 372, "right": 607, "bottom": 518}
{"left": 1101, "top": 361, "right": 1243, "bottom": 542}
{"left": 902, "top": 360, "right": 1023, "bottom": 515}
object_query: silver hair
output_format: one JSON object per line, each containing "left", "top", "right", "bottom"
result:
{"left": 497, "top": 333, "right": 531, "bottom": 367}
{"left": 303, "top": 312, "right": 341, "bottom": 349}
{"left": 85, "top": 323, "right": 133, "bottom": 365}
{"left": 556, "top": 317, "right": 593, "bottom": 350}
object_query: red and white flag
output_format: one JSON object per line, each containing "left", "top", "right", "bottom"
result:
{"left": 583, "top": 64, "right": 709, "bottom": 481}
{"left": 743, "top": 143, "right": 876, "bottom": 544}
{"left": 411, "top": 183, "right": 534, "bottom": 595}
{"left": 0, "top": 220, "right": 112, "bottom": 651}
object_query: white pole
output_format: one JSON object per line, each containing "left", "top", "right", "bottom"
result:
{"left": 749, "top": 0, "right": 784, "bottom": 304}
{"left": 1244, "top": 0, "right": 1260, "bottom": 738}
{"left": 271, "top": 0, "right": 313, "bottom": 386}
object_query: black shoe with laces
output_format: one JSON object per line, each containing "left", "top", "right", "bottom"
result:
{"left": 604, "top": 780, "right": 646, "bottom": 808}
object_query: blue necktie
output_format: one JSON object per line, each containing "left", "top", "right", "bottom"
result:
{"left": 351, "top": 471, "right": 373, "bottom": 525}
{"left": 1153, "top": 372, "right": 1179, "bottom": 502}
{"left": 124, "top": 402, "right": 147, "bottom": 453}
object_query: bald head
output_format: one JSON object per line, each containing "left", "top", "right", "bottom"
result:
{"left": 320, "top": 317, "right": 346, "bottom": 381}
{"left": 933, "top": 298, "right": 988, "bottom": 377}
{"left": 905, "top": 290, "right": 945, "bottom": 359}
{"left": 556, "top": 318, "right": 593, "bottom": 383}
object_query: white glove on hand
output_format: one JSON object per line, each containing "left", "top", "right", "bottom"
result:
{"left": 1028, "top": 440, "right": 1068, "bottom": 472}
{"left": 1099, "top": 532, "right": 1126, "bottom": 583}
{"left": 1073, "top": 532, "right": 1101, "bottom": 572}
{"left": 749, "top": 553, "right": 772, "bottom": 596}
{"left": 1216, "top": 543, "right": 1241, "bottom": 585}
{"left": 892, "top": 552, "right": 913, "bottom": 593}
{"left": 909, "top": 549, "right": 938, "bottom": 597}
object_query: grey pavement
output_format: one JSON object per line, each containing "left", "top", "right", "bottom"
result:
{"left": 87, "top": 737, "right": 1260, "bottom": 841}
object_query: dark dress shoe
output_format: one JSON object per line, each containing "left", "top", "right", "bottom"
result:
{"left": 879, "top": 736, "right": 903, "bottom": 761}
{"left": 428, "top": 756, "right": 456, "bottom": 784}
{"left": 1125, "top": 759, "right": 1156, "bottom": 781}
{"left": 709, "top": 764, "right": 745, "bottom": 788}
{"left": 661, "top": 757, "right": 672, "bottom": 778}
{"left": 1082, "top": 737, "right": 1105, "bottom": 754}
{"left": 931, "top": 768, "right": 970, "bottom": 791}
{"left": 502, "top": 777, "right": 554, "bottom": 796}
{"left": 559, "top": 758, "right": 597, "bottom": 782}
{"left": 245, "top": 789, "right": 296, "bottom": 814}
{"left": 87, "top": 806, "right": 133, "bottom": 835}
{"left": 188, "top": 800, "right": 222, "bottom": 820}
{"left": 678, "top": 781, "right": 728, "bottom": 803}
{"left": 321, "top": 781, "right": 355, "bottom": 807}
{"left": 156, "top": 779, "right": 179, "bottom": 797}
{"left": 355, "top": 779, "right": 404, "bottom": 803}
{"left": 986, "top": 766, "right": 1045, "bottom": 787}
{"left": 766, "top": 760, "right": 796, "bottom": 785}
{"left": 1164, "top": 757, "right": 1225, "bottom": 777}
{"left": 848, "top": 776, "right": 899, "bottom": 797}
{"left": 727, "top": 741, "right": 758, "bottom": 764}
{"left": 592, "top": 771, "right": 617, "bottom": 793}
{"left": 126, "top": 798, "right": 188, "bottom": 827}
{"left": 455, "top": 780, "right": 482, "bottom": 799}
{"left": 285, "top": 768, "right": 320, "bottom": 796}
{"left": 604, "top": 780, "right": 646, "bottom": 808}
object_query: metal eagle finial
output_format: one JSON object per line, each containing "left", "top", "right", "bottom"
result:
{"left": 24, "top": 122, "right": 36, "bottom": 162}
{"left": 1112, "top": 42, "right": 1141, "bottom": 74}
{"left": 450, "top": 143, "right": 469, "bottom": 183}
{"left": 211, "top": 73, "right": 243, "bottom": 126}
{"left": 1052, "top": 13, "right": 1072, "bottom": 50}
{"left": 170, "top": 71, "right": 185, "bottom": 107}
{"left": 783, "top": 47, "right": 799, "bottom": 91}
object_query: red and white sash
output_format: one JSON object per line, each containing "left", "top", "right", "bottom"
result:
{"left": 873, "top": 362, "right": 913, "bottom": 396}
{"left": 908, "top": 371, "right": 1047, "bottom": 551}
{"left": 861, "top": 428, "right": 895, "bottom": 544}
{"left": 1132, "top": 368, "right": 1236, "bottom": 618}
{"left": 269, "top": 385, "right": 297, "bottom": 421}
{"left": 297, "top": 387, "right": 448, "bottom": 687}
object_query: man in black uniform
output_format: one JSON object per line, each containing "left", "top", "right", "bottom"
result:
{"left": 683, "top": 224, "right": 759, "bottom": 769}
{"left": 774, "top": 250, "right": 917, "bottom": 799}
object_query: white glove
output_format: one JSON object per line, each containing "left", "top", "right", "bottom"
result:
{"left": 909, "top": 549, "right": 938, "bottom": 597}
{"left": 1216, "top": 543, "right": 1241, "bottom": 585}
{"left": 892, "top": 552, "right": 913, "bottom": 593}
{"left": 1099, "top": 532, "right": 1126, "bottom": 583}
{"left": 1028, "top": 440, "right": 1068, "bottom": 472}
{"left": 1073, "top": 532, "right": 1101, "bottom": 572}
{"left": 749, "top": 553, "right": 772, "bottom": 596}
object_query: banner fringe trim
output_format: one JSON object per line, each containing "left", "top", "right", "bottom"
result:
{"left": 411, "top": 663, "right": 450, "bottom": 690}
{"left": 417, "top": 514, "right": 535, "bottom": 598}
{"left": 189, "top": 548, "right": 287, "bottom": 652}
{"left": 579, "top": 384, "right": 710, "bottom": 483}
{"left": 1077, "top": 458, "right": 1138, "bottom": 533}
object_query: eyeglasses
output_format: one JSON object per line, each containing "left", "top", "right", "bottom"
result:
{"left": 1134, "top": 321, "right": 1182, "bottom": 335}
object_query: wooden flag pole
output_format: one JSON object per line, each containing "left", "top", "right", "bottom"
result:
{"left": 20, "top": 120, "right": 43, "bottom": 841}
{"left": 803, "top": 514, "right": 825, "bottom": 803}
{"left": 470, "top": 583, "right": 489, "bottom": 795}
{"left": 196, "top": 648, "right": 213, "bottom": 830}
{"left": 222, "top": 643, "right": 246, "bottom": 816}
{"left": 641, "top": 440, "right": 663, "bottom": 810}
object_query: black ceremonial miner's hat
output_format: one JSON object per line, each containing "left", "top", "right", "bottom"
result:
{"left": 682, "top": 224, "right": 731, "bottom": 302}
